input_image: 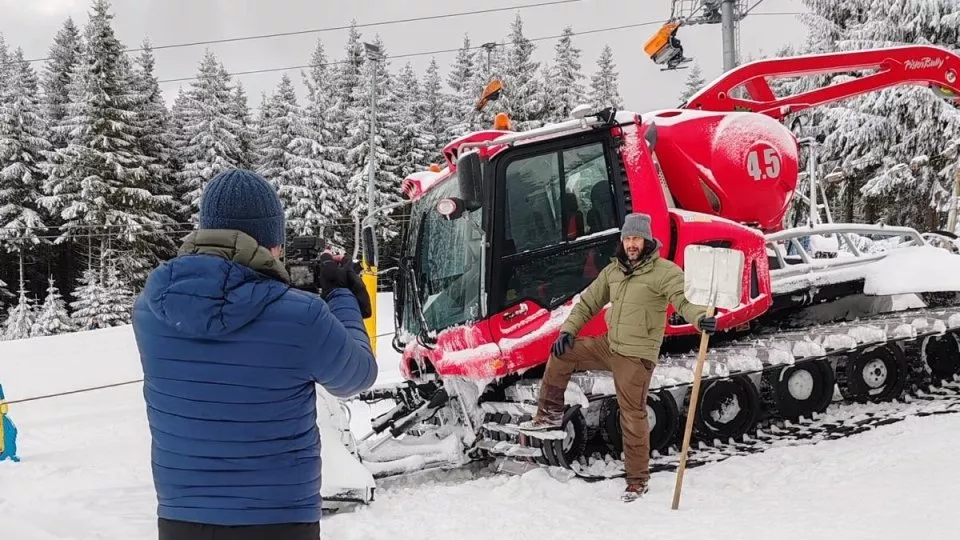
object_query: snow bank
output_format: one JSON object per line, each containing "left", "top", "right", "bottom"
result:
{"left": 0, "top": 326, "right": 142, "bottom": 402}
{"left": 863, "top": 245, "right": 960, "bottom": 295}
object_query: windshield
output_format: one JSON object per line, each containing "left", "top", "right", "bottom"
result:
{"left": 399, "top": 177, "right": 484, "bottom": 338}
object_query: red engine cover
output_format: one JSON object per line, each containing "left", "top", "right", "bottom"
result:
{"left": 648, "top": 109, "right": 799, "bottom": 232}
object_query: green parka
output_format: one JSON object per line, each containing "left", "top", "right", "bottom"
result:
{"left": 560, "top": 250, "right": 708, "bottom": 364}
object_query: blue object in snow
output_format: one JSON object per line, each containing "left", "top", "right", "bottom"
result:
{"left": 0, "top": 383, "right": 20, "bottom": 463}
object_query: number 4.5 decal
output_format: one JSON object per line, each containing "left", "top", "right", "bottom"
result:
{"left": 747, "top": 146, "right": 781, "bottom": 181}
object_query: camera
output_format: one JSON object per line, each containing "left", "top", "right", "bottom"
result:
{"left": 285, "top": 236, "right": 326, "bottom": 291}
{"left": 284, "top": 235, "right": 373, "bottom": 318}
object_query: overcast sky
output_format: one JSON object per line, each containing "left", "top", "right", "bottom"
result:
{"left": 0, "top": 0, "right": 810, "bottom": 113}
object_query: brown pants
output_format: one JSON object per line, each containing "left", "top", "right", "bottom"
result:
{"left": 541, "top": 335, "right": 655, "bottom": 485}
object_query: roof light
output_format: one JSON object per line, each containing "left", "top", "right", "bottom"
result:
{"left": 493, "top": 112, "right": 512, "bottom": 131}
{"left": 429, "top": 163, "right": 442, "bottom": 172}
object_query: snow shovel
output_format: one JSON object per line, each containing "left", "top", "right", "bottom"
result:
{"left": 670, "top": 244, "right": 744, "bottom": 510}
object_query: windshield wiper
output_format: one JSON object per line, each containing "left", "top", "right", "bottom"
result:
{"left": 405, "top": 262, "right": 437, "bottom": 349}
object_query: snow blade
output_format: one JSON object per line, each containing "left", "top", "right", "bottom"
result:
{"left": 683, "top": 244, "right": 744, "bottom": 310}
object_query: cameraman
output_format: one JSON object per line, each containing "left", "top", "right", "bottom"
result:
{"left": 132, "top": 169, "right": 377, "bottom": 540}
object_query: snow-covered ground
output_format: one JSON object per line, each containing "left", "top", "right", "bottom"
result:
{"left": 1, "top": 292, "right": 958, "bottom": 539}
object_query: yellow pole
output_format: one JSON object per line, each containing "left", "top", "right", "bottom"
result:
{"left": 0, "top": 401, "right": 7, "bottom": 455}
{"left": 361, "top": 261, "right": 378, "bottom": 356}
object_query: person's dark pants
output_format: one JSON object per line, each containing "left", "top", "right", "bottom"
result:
{"left": 158, "top": 518, "right": 320, "bottom": 540}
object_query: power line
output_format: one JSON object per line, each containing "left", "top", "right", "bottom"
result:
{"left": 154, "top": 19, "right": 669, "bottom": 85}
{"left": 155, "top": 10, "right": 804, "bottom": 86}
{"left": 22, "top": 0, "right": 582, "bottom": 65}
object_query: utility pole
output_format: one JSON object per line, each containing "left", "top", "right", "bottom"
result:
{"left": 361, "top": 42, "right": 382, "bottom": 353}
{"left": 720, "top": 0, "right": 737, "bottom": 71}
{"left": 482, "top": 42, "right": 497, "bottom": 74}
{"left": 363, "top": 42, "right": 382, "bottom": 222}
{"left": 669, "top": 0, "right": 748, "bottom": 72}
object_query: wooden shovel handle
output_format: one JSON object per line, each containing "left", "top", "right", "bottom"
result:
{"left": 671, "top": 304, "right": 715, "bottom": 510}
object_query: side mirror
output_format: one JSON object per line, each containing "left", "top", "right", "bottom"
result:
{"left": 457, "top": 151, "right": 483, "bottom": 207}
{"left": 436, "top": 197, "right": 471, "bottom": 220}
{"left": 362, "top": 225, "right": 378, "bottom": 268}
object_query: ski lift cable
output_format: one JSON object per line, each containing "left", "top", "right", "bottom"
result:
{"left": 153, "top": 11, "right": 803, "bottom": 85}
{"left": 18, "top": 0, "right": 584, "bottom": 65}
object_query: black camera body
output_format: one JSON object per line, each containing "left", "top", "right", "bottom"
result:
{"left": 285, "top": 236, "right": 326, "bottom": 291}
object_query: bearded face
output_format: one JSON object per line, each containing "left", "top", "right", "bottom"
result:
{"left": 622, "top": 235, "right": 645, "bottom": 262}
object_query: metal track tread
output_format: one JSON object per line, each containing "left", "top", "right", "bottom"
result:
{"left": 363, "top": 304, "right": 960, "bottom": 485}
{"left": 490, "top": 378, "right": 960, "bottom": 481}
{"left": 473, "top": 304, "right": 960, "bottom": 481}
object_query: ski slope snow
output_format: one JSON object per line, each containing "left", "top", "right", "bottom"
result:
{"left": 1, "top": 293, "right": 958, "bottom": 539}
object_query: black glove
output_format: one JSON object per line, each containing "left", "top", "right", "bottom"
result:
{"left": 315, "top": 254, "right": 372, "bottom": 319}
{"left": 552, "top": 332, "right": 574, "bottom": 357}
{"left": 698, "top": 315, "right": 717, "bottom": 335}
{"left": 316, "top": 253, "right": 349, "bottom": 294}
{"left": 341, "top": 258, "right": 372, "bottom": 319}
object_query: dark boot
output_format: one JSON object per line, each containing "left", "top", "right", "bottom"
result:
{"left": 519, "top": 384, "right": 565, "bottom": 430}
{"left": 621, "top": 480, "right": 649, "bottom": 503}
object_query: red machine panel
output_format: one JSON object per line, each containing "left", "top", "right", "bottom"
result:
{"left": 648, "top": 109, "right": 799, "bottom": 232}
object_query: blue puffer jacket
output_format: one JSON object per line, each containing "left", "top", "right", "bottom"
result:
{"left": 132, "top": 230, "right": 377, "bottom": 526}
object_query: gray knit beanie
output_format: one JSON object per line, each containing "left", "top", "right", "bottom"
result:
{"left": 621, "top": 212, "right": 654, "bottom": 241}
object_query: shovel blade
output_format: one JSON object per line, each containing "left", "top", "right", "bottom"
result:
{"left": 683, "top": 244, "right": 745, "bottom": 310}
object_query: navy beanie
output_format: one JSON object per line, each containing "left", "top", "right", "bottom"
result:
{"left": 199, "top": 169, "right": 286, "bottom": 248}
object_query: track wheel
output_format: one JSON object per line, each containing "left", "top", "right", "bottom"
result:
{"left": 541, "top": 405, "right": 587, "bottom": 468}
{"left": 693, "top": 375, "right": 761, "bottom": 443}
{"left": 601, "top": 390, "right": 680, "bottom": 456}
{"left": 762, "top": 359, "right": 835, "bottom": 421}
{"left": 837, "top": 343, "right": 908, "bottom": 403}
{"left": 922, "top": 331, "right": 960, "bottom": 385}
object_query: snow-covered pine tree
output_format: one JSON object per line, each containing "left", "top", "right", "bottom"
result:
{"left": 41, "top": 18, "right": 82, "bottom": 150}
{"left": 256, "top": 74, "right": 342, "bottom": 238}
{"left": 543, "top": 26, "right": 586, "bottom": 123}
{"left": 0, "top": 48, "right": 50, "bottom": 252}
{"left": 166, "top": 86, "right": 191, "bottom": 216}
{"left": 392, "top": 62, "right": 432, "bottom": 180}
{"left": 301, "top": 39, "right": 348, "bottom": 244}
{"left": 326, "top": 23, "right": 366, "bottom": 185}
{"left": 175, "top": 49, "right": 247, "bottom": 222}
{"left": 444, "top": 34, "right": 480, "bottom": 140}
{"left": 70, "top": 267, "right": 111, "bottom": 331}
{"left": 30, "top": 276, "right": 76, "bottom": 337}
{"left": 100, "top": 256, "right": 133, "bottom": 325}
{"left": 41, "top": 1, "right": 170, "bottom": 291}
{"left": 230, "top": 81, "right": 257, "bottom": 170}
{"left": 0, "top": 34, "right": 9, "bottom": 98}
{"left": 414, "top": 59, "right": 446, "bottom": 166}
{"left": 792, "top": 0, "right": 960, "bottom": 229}
{"left": 590, "top": 45, "right": 623, "bottom": 110}
{"left": 111, "top": 40, "right": 181, "bottom": 284}
{"left": 131, "top": 41, "right": 180, "bottom": 217}
{"left": 253, "top": 90, "right": 276, "bottom": 167}
{"left": 499, "top": 15, "right": 544, "bottom": 129}
{"left": 2, "top": 277, "right": 36, "bottom": 341}
{"left": 678, "top": 62, "right": 706, "bottom": 103}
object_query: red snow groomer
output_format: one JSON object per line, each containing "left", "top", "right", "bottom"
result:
{"left": 353, "top": 45, "right": 960, "bottom": 484}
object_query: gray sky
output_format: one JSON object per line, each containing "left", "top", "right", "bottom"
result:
{"left": 1, "top": 0, "right": 809, "bottom": 112}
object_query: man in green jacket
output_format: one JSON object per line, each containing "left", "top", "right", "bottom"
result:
{"left": 520, "top": 212, "right": 716, "bottom": 502}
